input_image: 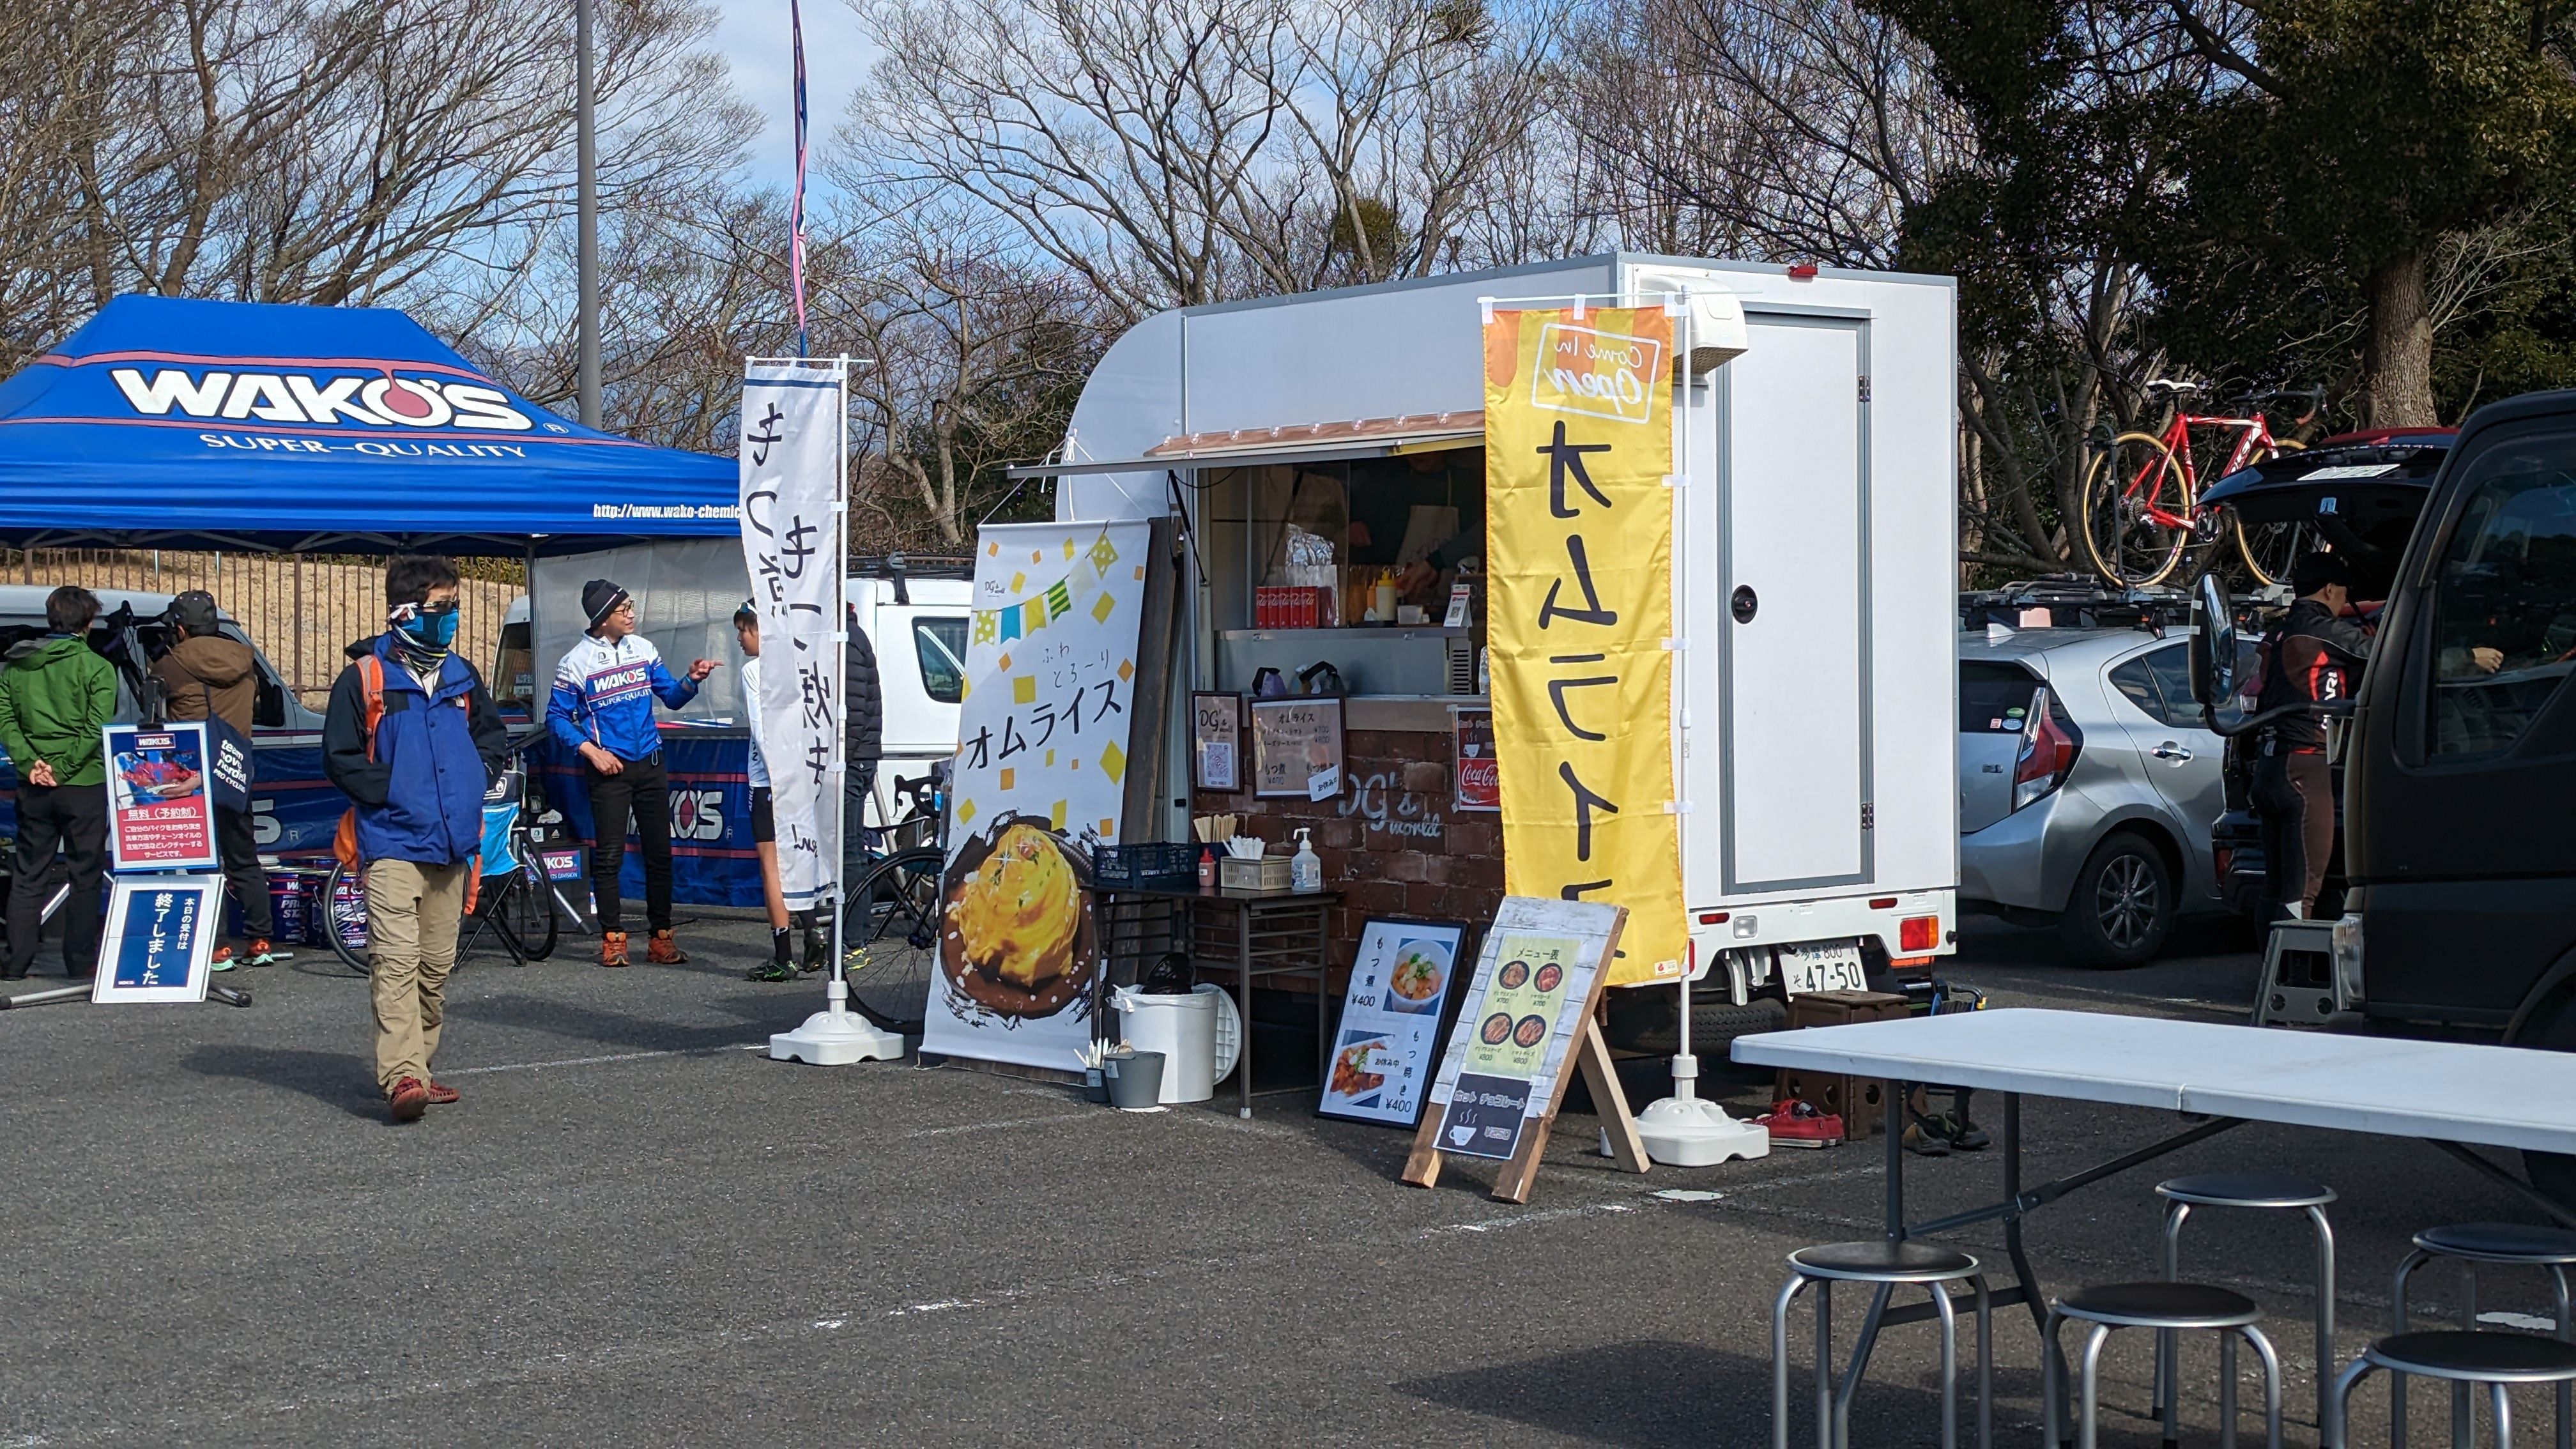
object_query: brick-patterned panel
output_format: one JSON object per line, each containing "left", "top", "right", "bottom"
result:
{"left": 1192, "top": 726, "right": 1501, "bottom": 967}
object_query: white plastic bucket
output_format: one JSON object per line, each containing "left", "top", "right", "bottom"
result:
{"left": 1116, "top": 986, "right": 1219, "bottom": 1104}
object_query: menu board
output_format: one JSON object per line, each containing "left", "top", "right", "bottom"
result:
{"left": 103, "top": 722, "right": 219, "bottom": 871}
{"left": 1318, "top": 917, "right": 1473, "bottom": 1127}
{"left": 1250, "top": 696, "right": 1344, "bottom": 800}
{"left": 1420, "top": 897, "right": 1623, "bottom": 1162}
{"left": 1192, "top": 691, "right": 1243, "bottom": 792}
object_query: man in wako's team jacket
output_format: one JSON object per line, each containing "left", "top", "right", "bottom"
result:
{"left": 548, "top": 579, "right": 717, "bottom": 967}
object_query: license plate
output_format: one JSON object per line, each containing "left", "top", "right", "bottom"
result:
{"left": 1777, "top": 940, "right": 1867, "bottom": 996}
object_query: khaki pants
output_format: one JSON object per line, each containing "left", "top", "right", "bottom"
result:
{"left": 367, "top": 858, "right": 468, "bottom": 1094}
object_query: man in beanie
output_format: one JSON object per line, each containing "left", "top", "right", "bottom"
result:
{"left": 546, "top": 579, "right": 716, "bottom": 967}
{"left": 152, "top": 589, "right": 272, "bottom": 969}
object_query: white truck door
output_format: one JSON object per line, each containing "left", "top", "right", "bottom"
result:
{"left": 1720, "top": 315, "right": 1870, "bottom": 892}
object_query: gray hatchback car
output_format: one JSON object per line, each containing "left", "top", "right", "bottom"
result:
{"left": 1959, "top": 626, "right": 2230, "bottom": 966}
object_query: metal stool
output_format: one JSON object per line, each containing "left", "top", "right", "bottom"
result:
{"left": 1771, "top": 1239, "right": 1993, "bottom": 1449}
{"left": 2152, "top": 1172, "right": 2336, "bottom": 1445}
{"left": 2331, "top": 1331, "right": 2576, "bottom": 1448}
{"left": 2393, "top": 1223, "right": 2576, "bottom": 1449}
{"left": 2047, "top": 1282, "right": 2283, "bottom": 1449}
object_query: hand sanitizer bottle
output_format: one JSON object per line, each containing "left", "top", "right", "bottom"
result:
{"left": 1291, "top": 827, "right": 1324, "bottom": 893}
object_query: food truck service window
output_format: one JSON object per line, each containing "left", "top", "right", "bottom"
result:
{"left": 1206, "top": 446, "right": 1487, "bottom": 701}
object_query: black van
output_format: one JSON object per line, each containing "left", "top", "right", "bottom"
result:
{"left": 2196, "top": 393, "right": 2576, "bottom": 1046}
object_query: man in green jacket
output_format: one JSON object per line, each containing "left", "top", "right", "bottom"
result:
{"left": 1, "top": 587, "right": 118, "bottom": 979}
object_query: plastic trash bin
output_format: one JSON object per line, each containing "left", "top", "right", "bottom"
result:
{"left": 1116, "top": 986, "right": 1218, "bottom": 1104}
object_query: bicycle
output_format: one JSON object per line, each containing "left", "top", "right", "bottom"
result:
{"left": 838, "top": 766, "right": 951, "bottom": 1034}
{"left": 320, "top": 766, "right": 560, "bottom": 976}
{"left": 2079, "top": 380, "right": 2320, "bottom": 588}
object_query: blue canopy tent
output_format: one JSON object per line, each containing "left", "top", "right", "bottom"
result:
{"left": 0, "top": 295, "right": 736, "bottom": 553}
{"left": 0, "top": 296, "right": 766, "bottom": 908}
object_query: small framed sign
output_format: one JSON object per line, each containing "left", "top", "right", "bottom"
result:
{"left": 1190, "top": 691, "right": 1244, "bottom": 793}
{"left": 103, "top": 722, "right": 220, "bottom": 871}
{"left": 1319, "top": 917, "right": 1476, "bottom": 1128}
{"left": 1250, "top": 696, "right": 1345, "bottom": 800}
{"left": 91, "top": 876, "right": 221, "bottom": 1004}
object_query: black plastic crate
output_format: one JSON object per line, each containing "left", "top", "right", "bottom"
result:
{"left": 1091, "top": 841, "right": 1199, "bottom": 890}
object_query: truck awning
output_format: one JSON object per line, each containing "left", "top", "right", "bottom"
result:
{"left": 1008, "top": 410, "right": 1483, "bottom": 479}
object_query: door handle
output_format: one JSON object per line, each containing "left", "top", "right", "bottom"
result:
{"left": 2152, "top": 742, "right": 2193, "bottom": 762}
{"left": 1731, "top": 585, "right": 1758, "bottom": 624}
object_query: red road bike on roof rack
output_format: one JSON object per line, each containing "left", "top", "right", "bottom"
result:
{"left": 2078, "top": 380, "right": 2322, "bottom": 588}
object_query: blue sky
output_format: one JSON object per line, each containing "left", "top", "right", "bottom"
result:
{"left": 711, "top": 0, "right": 882, "bottom": 188}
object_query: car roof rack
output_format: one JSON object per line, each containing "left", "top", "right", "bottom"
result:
{"left": 1960, "top": 574, "right": 2196, "bottom": 632}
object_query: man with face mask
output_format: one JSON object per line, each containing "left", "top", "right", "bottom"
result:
{"left": 323, "top": 556, "right": 510, "bottom": 1123}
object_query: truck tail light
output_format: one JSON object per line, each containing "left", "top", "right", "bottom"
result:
{"left": 2012, "top": 689, "right": 2080, "bottom": 811}
{"left": 1899, "top": 915, "right": 1940, "bottom": 953}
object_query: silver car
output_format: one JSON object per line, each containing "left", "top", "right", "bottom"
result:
{"left": 1958, "top": 627, "right": 2227, "bottom": 966}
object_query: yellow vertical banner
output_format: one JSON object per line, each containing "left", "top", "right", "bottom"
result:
{"left": 1485, "top": 306, "right": 1686, "bottom": 985}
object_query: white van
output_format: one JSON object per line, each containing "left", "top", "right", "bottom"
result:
{"left": 1029, "top": 253, "right": 1959, "bottom": 994}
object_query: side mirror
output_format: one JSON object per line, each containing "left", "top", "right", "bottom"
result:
{"left": 2188, "top": 571, "right": 2236, "bottom": 710}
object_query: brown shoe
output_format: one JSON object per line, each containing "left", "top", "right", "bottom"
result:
{"left": 388, "top": 1076, "right": 428, "bottom": 1123}
{"left": 423, "top": 1080, "right": 460, "bottom": 1106}
{"left": 600, "top": 930, "right": 629, "bottom": 967}
{"left": 647, "top": 929, "right": 687, "bottom": 965}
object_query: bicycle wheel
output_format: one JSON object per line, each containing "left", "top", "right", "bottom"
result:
{"left": 500, "top": 855, "right": 556, "bottom": 961}
{"left": 322, "top": 859, "right": 371, "bottom": 976}
{"left": 2232, "top": 440, "right": 2307, "bottom": 587}
{"left": 843, "top": 847, "right": 944, "bottom": 1034}
{"left": 2079, "top": 432, "right": 2193, "bottom": 586}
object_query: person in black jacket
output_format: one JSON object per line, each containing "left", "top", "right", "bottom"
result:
{"left": 2250, "top": 552, "right": 2373, "bottom": 920}
{"left": 818, "top": 608, "right": 885, "bottom": 969}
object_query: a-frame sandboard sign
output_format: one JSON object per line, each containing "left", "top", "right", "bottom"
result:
{"left": 1400, "top": 896, "right": 1648, "bottom": 1204}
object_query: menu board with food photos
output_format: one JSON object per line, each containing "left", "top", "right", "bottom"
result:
{"left": 1319, "top": 917, "right": 1474, "bottom": 1128}
{"left": 1402, "top": 895, "right": 1644, "bottom": 1204}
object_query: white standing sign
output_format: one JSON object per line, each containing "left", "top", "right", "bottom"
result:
{"left": 920, "top": 520, "right": 1155, "bottom": 1072}
{"left": 737, "top": 358, "right": 846, "bottom": 911}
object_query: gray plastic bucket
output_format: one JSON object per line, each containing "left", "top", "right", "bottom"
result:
{"left": 1103, "top": 1050, "right": 1165, "bottom": 1110}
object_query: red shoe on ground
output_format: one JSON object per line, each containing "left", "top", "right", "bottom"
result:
{"left": 1754, "top": 1098, "right": 1844, "bottom": 1148}
{"left": 600, "top": 930, "right": 629, "bottom": 968}
{"left": 646, "top": 929, "right": 687, "bottom": 965}
{"left": 388, "top": 1077, "right": 429, "bottom": 1123}
{"left": 423, "top": 1080, "right": 460, "bottom": 1106}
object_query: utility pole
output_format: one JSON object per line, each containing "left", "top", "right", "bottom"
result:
{"left": 576, "top": 0, "right": 601, "bottom": 429}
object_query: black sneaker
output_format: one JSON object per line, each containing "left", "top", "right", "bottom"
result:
{"left": 744, "top": 962, "right": 799, "bottom": 983}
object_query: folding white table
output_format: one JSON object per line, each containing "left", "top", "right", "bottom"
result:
{"left": 1733, "top": 1008, "right": 2576, "bottom": 1436}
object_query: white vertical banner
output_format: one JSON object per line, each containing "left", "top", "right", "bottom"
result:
{"left": 919, "top": 519, "right": 1155, "bottom": 1072}
{"left": 737, "top": 357, "right": 846, "bottom": 910}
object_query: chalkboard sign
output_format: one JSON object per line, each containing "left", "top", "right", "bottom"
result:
{"left": 1250, "top": 696, "right": 1345, "bottom": 801}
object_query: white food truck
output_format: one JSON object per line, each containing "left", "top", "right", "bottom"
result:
{"left": 1023, "top": 253, "right": 1958, "bottom": 999}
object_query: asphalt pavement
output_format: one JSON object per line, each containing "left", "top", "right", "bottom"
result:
{"left": 0, "top": 909, "right": 2556, "bottom": 1446}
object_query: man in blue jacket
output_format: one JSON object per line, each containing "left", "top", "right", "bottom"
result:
{"left": 323, "top": 556, "right": 510, "bottom": 1123}
{"left": 547, "top": 579, "right": 716, "bottom": 968}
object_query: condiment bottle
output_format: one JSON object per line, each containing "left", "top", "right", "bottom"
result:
{"left": 1372, "top": 569, "right": 1398, "bottom": 622}
{"left": 1198, "top": 845, "right": 1216, "bottom": 890}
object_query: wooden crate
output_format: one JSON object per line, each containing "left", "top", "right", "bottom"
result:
{"left": 1786, "top": 989, "right": 1910, "bottom": 1030}
{"left": 1777, "top": 990, "right": 1910, "bottom": 1137}
{"left": 1775, "top": 1068, "right": 1889, "bottom": 1138}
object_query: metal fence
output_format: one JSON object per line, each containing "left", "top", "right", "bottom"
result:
{"left": 6, "top": 549, "right": 522, "bottom": 708}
